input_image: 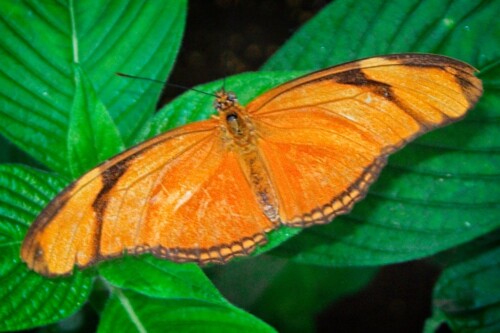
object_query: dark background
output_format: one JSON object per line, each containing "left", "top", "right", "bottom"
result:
{"left": 161, "top": 0, "right": 328, "bottom": 103}
{"left": 163, "top": 1, "right": 446, "bottom": 333}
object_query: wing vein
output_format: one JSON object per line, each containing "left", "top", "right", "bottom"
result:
{"left": 257, "top": 116, "right": 378, "bottom": 156}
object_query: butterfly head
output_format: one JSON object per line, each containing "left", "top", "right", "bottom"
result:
{"left": 214, "top": 90, "right": 238, "bottom": 113}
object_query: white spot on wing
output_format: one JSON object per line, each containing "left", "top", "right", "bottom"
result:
{"left": 174, "top": 190, "right": 194, "bottom": 212}
{"left": 364, "top": 92, "right": 372, "bottom": 104}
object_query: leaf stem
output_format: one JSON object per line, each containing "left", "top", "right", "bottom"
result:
{"left": 114, "top": 288, "right": 147, "bottom": 333}
{"left": 100, "top": 278, "right": 147, "bottom": 333}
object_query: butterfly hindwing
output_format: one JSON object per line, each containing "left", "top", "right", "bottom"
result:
{"left": 254, "top": 108, "right": 387, "bottom": 224}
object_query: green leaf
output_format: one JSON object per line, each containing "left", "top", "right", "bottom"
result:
{"left": 67, "top": 65, "right": 124, "bottom": 177}
{"left": 98, "top": 253, "right": 276, "bottom": 332}
{"left": 99, "top": 256, "right": 228, "bottom": 306}
{"left": 0, "top": 0, "right": 186, "bottom": 174}
{"left": 260, "top": 0, "right": 500, "bottom": 266}
{"left": 263, "top": 0, "right": 498, "bottom": 71}
{"left": 209, "top": 256, "right": 377, "bottom": 333}
{"left": 98, "top": 288, "right": 276, "bottom": 333}
{"left": 424, "top": 231, "right": 500, "bottom": 333}
{"left": 99, "top": 255, "right": 277, "bottom": 331}
{"left": 0, "top": 165, "right": 92, "bottom": 331}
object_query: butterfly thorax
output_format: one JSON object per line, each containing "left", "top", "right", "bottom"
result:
{"left": 216, "top": 90, "right": 254, "bottom": 148}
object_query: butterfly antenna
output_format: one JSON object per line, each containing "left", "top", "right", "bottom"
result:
{"left": 222, "top": 50, "right": 228, "bottom": 92}
{"left": 116, "top": 73, "right": 217, "bottom": 97}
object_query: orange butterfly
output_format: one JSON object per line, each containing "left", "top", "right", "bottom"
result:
{"left": 21, "top": 54, "right": 482, "bottom": 276}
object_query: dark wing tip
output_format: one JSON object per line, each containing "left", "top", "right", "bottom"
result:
{"left": 383, "top": 53, "right": 483, "bottom": 108}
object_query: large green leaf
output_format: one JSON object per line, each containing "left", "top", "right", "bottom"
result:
{"left": 0, "top": 165, "right": 92, "bottom": 331}
{"left": 0, "top": 1, "right": 187, "bottom": 330}
{"left": 261, "top": 0, "right": 500, "bottom": 266}
{"left": 99, "top": 256, "right": 228, "bottom": 305}
{"left": 97, "top": 288, "right": 275, "bottom": 333}
{"left": 97, "top": 255, "right": 275, "bottom": 332}
{"left": 263, "top": 0, "right": 497, "bottom": 71}
{"left": 0, "top": 0, "right": 186, "bottom": 176}
{"left": 424, "top": 231, "right": 500, "bottom": 333}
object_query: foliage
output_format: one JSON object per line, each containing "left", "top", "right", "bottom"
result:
{"left": 0, "top": 0, "right": 498, "bottom": 332}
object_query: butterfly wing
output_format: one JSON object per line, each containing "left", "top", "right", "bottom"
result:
{"left": 21, "top": 120, "right": 273, "bottom": 276}
{"left": 248, "top": 54, "right": 482, "bottom": 225}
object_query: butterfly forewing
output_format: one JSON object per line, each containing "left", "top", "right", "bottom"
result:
{"left": 248, "top": 54, "right": 481, "bottom": 119}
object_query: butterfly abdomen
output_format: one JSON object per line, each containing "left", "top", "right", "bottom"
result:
{"left": 238, "top": 149, "right": 280, "bottom": 223}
